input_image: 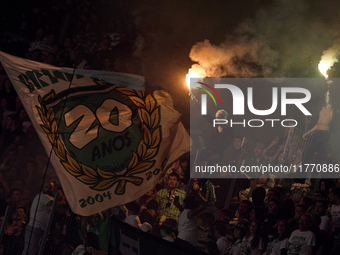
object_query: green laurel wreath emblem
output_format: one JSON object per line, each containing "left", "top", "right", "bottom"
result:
{"left": 36, "top": 86, "right": 161, "bottom": 195}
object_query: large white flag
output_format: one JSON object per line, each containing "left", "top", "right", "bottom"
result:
{"left": 0, "top": 51, "right": 189, "bottom": 216}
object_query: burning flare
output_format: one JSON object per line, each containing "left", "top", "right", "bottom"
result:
{"left": 318, "top": 61, "right": 330, "bottom": 78}
{"left": 185, "top": 67, "right": 205, "bottom": 89}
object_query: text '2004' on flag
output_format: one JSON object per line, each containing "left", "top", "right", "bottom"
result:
{"left": 0, "top": 51, "right": 189, "bottom": 216}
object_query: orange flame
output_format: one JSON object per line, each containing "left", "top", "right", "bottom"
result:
{"left": 318, "top": 61, "right": 329, "bottom": 78}
{"left": 185, "top": 68, "right": 205, "bottom": 89}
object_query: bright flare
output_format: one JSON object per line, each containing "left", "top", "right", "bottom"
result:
{"left": 318, "top": 61, "right": 329, "bottom": 78}
{"left": 185, "top": 68, "right": 204, "bottom": 89}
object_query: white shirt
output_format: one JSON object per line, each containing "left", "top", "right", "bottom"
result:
{"left": 216, "top": 236, "right": 230, "bottom": 253}
{"left": 265, "top": 238, "right": 289, "bottom": 255}
{"left": 241, "top": 236, "right": 264, "bottom": 255}
{"left": 162, "top": 235, "right": 174, "bottom": 242}
{"left": 319, "top": 215, "right": 332, "bottom": 236}
{"left": 288, "top": 230, "right": 315, "bottom": 255}
{"left": 177, "top": 209, "right": 198, "bottom": 246}
{"left": 331, "top": 204, "right": 340, "bottom": 230}
{"left": 124, "top": 215, "right": 141, "bottom": 229}
{"left": 28, "top": 192, "right": 54, "bottom": 229}
{"left": 226, "top": 239, "right": 242, "bottom": 255}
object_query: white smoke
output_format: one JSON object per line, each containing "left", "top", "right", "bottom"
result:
{"left": 188, "top": 0, "right": 338, "bottom": 78}
{"left": 320, "top": 37, "right": 340, "bottom": 74}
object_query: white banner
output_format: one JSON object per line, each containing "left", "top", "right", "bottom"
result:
{"left": 0, "top": 51, "right": 189, "bottom": 216}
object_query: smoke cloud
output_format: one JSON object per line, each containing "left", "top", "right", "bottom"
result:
{"left": 189, "top": 0, "right": 339, "bottom": 78}
{"left": 320, "top": 36, "right": 340, "bottom": 73}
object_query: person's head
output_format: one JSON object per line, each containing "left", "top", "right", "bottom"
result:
{"left": 91, "top": 213, "right": 101, "bottom": 227}
{"left": 168, "top": 172, "right": 179, "bottom": 189}
{"left": 267, "top": 188, "right": 281, "bottom": 202}
{"left": 15, "top": 205, "right": 27, "bottom": 220}
{"left": 15, "top": 97, "right": 22, "bottom": 111}
{"left": 299, "top": 213, "right": 312, "bottom": 231}
{"left": 13, "top": 179, "right": 25, "bottom": 190}
{"left": 320, "top": 180, "right": 326, "bottom": 190}
{"left": 234, "top": 224, "right": 247, "bottom": 240}
{"left": 258, "top": 174, "right": 269, "bottom": 186}
{"left": 6, "top": 114, "right": 17, "bottom": 128}
{"left": 0, "top": 97, "right": 7, "bottom": 108}
{"left": 319, "top": 179, "right": 333, "bottom": 193}
{"left": 248, "top": 220, "right": 261, "bottom": 236}
{"left": 254, "top": 144, "right": 264, "bottom": 158}
{"left": 294, "top": 205, "right": 307, "bottom": 220}
{"left": 178, "top": 182, "right": 186, "bottom": 191}
{"left": 251, "top": 187, "right": 266, "bottom": 206}
{"left": 215, "top": 109, "right": 228, "bottom": 119}
{"left": 126, "top": 201, "right": 140, "bottom": 215}
{"left": 315, "top": 200, "right": 329, "bottom": 216}
{"left": 145, "top": 188, "right": 156, "bottom": 198}
{"left": 26, "top": 161, "right": 38, "bottom": 173}
{"left": 300, "top": 197, "right": 313, "bottom": 210}
{"left": 215, "top": 109, "right": 228, "bottom": 129}
{"left": 63, "top": 37, "right": 73, "bottom": 48}
{"left": 8, "top": 166, "right": 19, "bottom": 179}
{"left": 294, "top": 148, "right": 303, "bottom": 161}
{"left": 329, "top": 187, "right": 340, "bottom": 205}
{"left": 146, "top": 199, "right": 158, "bottom": 218}
{"left": 238, "top": 200, "right": 253, "bottom": 217}
{"left": 214, "top": 222, "right": 227, "bottom": 238}
{"left": 4, "top": 78, "right": 12, "bottom": 90}
{"left": 313, "top": 190, "right": 327, "bottom": 202}
{"left": 57, "top": 188, "right": 66, "bottom": 202}
{"left": 277, "top": 220, "right": 289, "bottom": 238}
{"left": 10, "top": 189, "right": 22, "bottom": 204}
{"left": 43, "top": 180, "right": 55, "bottom": 196}
{"left": 19, "top": 108, "right": 28, "bottom": 121}
{"left": 268, "top": 199, "right": 280, "bottom": 215}
{"left": 233, "top": 136, "right": 243, "bottom": 150}
{"left": 6, "top": 149, "right": 17, "bottom": 162}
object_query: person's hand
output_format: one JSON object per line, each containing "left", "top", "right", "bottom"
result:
{"left": 139, "top": 205, "right": 147, "bottom": 213}
{"left": 173, "top": 198, "right": 181, "bottom": 209}
{"left": 302, "top": 133, "right": 308, "bottom": 140}
{"left": 270, "top": 137, "right": 279, "bottom": 147}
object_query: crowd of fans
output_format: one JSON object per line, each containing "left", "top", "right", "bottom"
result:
{"left": 1, "top": 1, "right": 340, "bottom": 255}
{"left": 1, "top": 0, "right": 159, "bottom": 77}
